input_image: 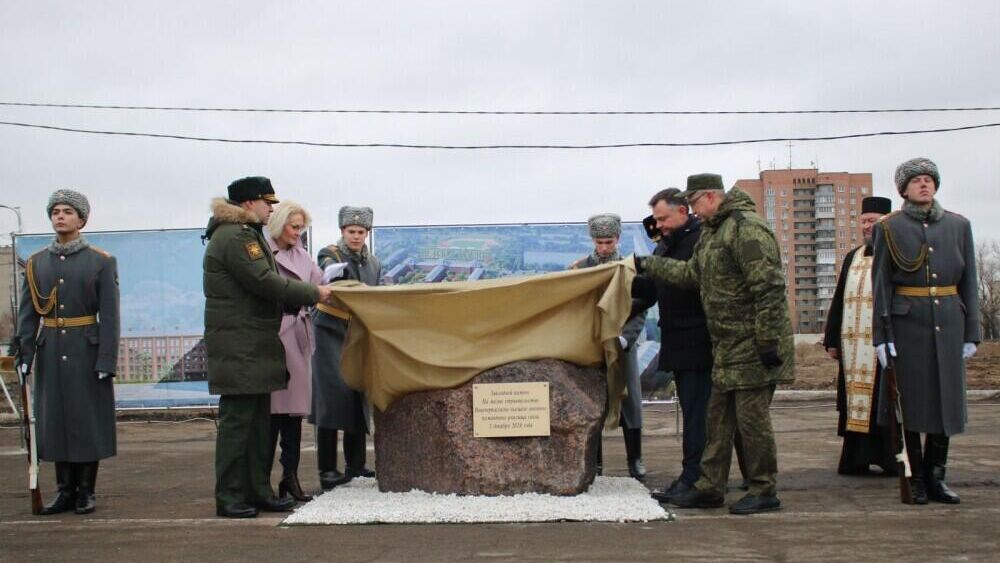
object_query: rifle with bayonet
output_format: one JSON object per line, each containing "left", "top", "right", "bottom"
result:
{"left": 880, "top": 313, "right": 913, "bottom": 505}
{"left": 10, "top": 287, "right": 42, "bottom": 513}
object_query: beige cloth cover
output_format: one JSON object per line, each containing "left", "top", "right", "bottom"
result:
{"left": 327, "top": 260, "right": 636, "bottom": 429}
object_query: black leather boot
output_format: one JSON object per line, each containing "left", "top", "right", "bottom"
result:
{"left": 279, "top": 471, "right": 313, "bottom": 502}
{"left": 74, "top": 462, "right": 98, "bottom": 515}
{"left": 40, "top": 462, "right": 77, "bottom": 515}
{"left": 925, "top": 434, "right": 960, "bottom": 504}
{"left": 623, "top": 428, "right": 646, "bottom": 481}
{"left": 908, "top": 477, "right": 929, "bottom": 505}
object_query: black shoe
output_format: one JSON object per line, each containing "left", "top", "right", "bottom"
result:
{"left": 628, "top": 459, "right": 647, "bottom": 481}
{"left": 216, "top": 502, "right": 259, "bottom": 518}
{"left": 319, "top": 470, "right": 345, "bottom": 491}
{"left": 668, "top": 487, "right": 725, "bottom": 509}
{"left": 74, "top": 463, "right": 98, "bottom": 515}
{"left": 651, "top": 480, "right": 691, "bottom": 504}
{"left": 40, "top": 491, "right": 77, "bottom": 516}
{"left": 909, "top": 478, "right": 929, "bottom": 505}
{"left": 254, "top": 495, "right": 296, "bottom": 512}
{"left": 353, "top": 467, "right": 376, "bottom": 479}
{"left": 729, "top": 493, "right": 781, "bottom": 515}
{"left": 40, "top": 462, "right": 77, "bottom": 516}
{"left": 927, "top": 466, "right": 960, "bottom": 504}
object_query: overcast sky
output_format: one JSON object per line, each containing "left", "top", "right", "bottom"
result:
{"left": 1, "top": 1, "right": 998, "bottom": 248}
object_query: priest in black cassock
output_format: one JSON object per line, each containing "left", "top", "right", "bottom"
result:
{"left": 823, "top": 196, "right": 897, "bottom": 475}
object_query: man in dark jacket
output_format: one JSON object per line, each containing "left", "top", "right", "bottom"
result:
{"left": 872, "top": 158, "right": 980, "bottom": 504}
{"left": 203, "top": 176, "right": 331, "bottom": 518}
{"left": 635, "top": 188, "right": 715, "bottom": 503}
{"left": 16, "top": 189, "right": 119, "bottom": 515}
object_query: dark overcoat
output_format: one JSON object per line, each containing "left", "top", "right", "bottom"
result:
{"left": 872, "top": 204, "right": 980, "bottom": 436}
{"left": 310, "top": 243, "right": 381, "bottom": 433}
{"left": 16, "top": 241, "right": 120, "bottom": 462}
{"left": 202, "top": 198, "right": 320, "bottom": 396}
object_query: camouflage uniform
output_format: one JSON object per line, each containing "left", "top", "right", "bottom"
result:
{"left": 642, "top": 188, "right": 794, "bottom": 497}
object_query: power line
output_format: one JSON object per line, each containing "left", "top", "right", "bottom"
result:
{"left": 1, "top": 120, "right": 998, "bottom": 150}
{"left": 2, "top": 101, "right": 1000, "bottom": 115}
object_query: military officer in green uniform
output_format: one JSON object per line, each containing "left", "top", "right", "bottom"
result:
{"left": 16, "top": 190, "right": 120, "bottom": 515}
{"left": 635, "top": 173, "right": 794, "bottom": 515}
{"left": 203, "top": 176, "right": 332, "bottom": 518}
{"left": 570, "top": 213, "right": 648, "bottom": 481}
{"left": 872, "top": 157, "right": 980, "bottom": 504}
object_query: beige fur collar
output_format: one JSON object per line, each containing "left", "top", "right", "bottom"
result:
{"left": 210, "top": 197, "right": 261, "bottom": 225}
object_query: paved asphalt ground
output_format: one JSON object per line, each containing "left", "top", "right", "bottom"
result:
{"left": 2, "top": 396, "right": 999, "bottom": 562}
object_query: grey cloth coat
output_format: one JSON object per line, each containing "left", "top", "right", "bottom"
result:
{"left": 15, "top": 240, "right": 120, "bottom": 462}
{"left": 872, "top": 202, "right": 980, "bottom": 436}
{"left": 310, "top": 243, "right": 382, "bottom": 433}
{"left": 570, "top": 253, "right": 646, "bottom": 428}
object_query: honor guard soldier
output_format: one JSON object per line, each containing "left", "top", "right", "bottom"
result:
{"left": 823, "top": 196, "right": 897, "bottom": 476}
{"left": 203, "top": 177, "right": 332, "bottom": 518}
{"left": 635, "top": 174, "right": 794, "bottom": 515}
{"left": 311, "top": 206, "right": 382, "bottom": 490}
{"left": 570, "top": 213, "right": 648, "bottom": 481}
{"left": 872, "top": 158, "right": 980, "bottom": 504}
{"left": 16, "top": 189, "right": 120, "bottom": 515}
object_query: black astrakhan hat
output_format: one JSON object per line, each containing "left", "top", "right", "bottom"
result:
{"left": 861, "top": 196, "right": 892, "bottom": 215}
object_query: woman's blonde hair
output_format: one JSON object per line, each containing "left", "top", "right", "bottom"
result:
{"left": 267, "top": 199, "right": 312, "bottom": 240}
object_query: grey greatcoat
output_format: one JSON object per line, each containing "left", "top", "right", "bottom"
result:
{"left": 872, "top": 202, "right": 980, "bottom": 436}
{"left": 570, "top": 253, "right": 646, "bottom": 428}
{"left": 310, "top": 242, "right": 382, "bottom": 433}
{"left": 16, "top": 240, "right": 120, "bottom": 462}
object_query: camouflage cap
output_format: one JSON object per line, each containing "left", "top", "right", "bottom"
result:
{"left": 339, "top": 206, "right": 374, "bottom": 229}
{"left": 680, "top": 173, "right": 725, "bottom": 199}
{"left": 894, "top": 157, "right": 940, "bottom": 196}
{"left": 588, "top": 213, "right": 621, "bottom": 238}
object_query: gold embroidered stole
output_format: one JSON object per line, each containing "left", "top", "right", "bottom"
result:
{"left": 840, "top": 253, "right": 877, "bottom": 433}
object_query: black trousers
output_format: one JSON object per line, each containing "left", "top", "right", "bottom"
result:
{"left": 674, "top": 368, "right": 713, "bottom": 486}
{"left": 903, "top": 431, "right": 949, "bottom": 478}
{"left": 268, "top": 414, "right": 303, "bottom": 474}
{"left": 316, "top": 427, "right": 367, "bottom": 473}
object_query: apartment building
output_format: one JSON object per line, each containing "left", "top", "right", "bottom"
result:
{"left": 735, "top": 168, "right": 873, "bottom": 334}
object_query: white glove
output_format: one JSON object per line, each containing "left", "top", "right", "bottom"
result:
{"left": 321, "top": 262, "right": 349, "bottom": 284}
{"left": 963, "top": 343, "right": 977, "bottom": 360}
{"left": 875, "top": 342, "right": 897, "bottom": 368}
{"left": 618, "top": 335, "right": 628, "bottom": 350}
{"left": 98, "top": 371, "right": 112, "bottom": 380}
{"left": 21, "top": 364, "right": 30, "bottom": 375}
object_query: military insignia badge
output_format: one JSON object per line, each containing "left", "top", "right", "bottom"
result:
{"left": 245, "top": 242, "right": 265, "bottom": 260}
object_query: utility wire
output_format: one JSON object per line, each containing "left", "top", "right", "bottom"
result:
{"left": 2, "top": 101, "right": 1000, "bottom": 115}
{"left": 1, "top": 120, "right": 999, "bottom": 150}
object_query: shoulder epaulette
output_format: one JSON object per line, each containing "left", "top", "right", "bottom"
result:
{"left": 944, "top": 210, "right": 966, "bottom": 219}
{"left": 878, "top": 210, "right": 902, "bottom": 223}
{"left": 568, "top": 257, "right": 587, "bottom": 270}
{"left": 88, "top": 246, "right": 112, "bottom": 258}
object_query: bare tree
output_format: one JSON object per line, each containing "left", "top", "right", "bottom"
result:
{"left": 977, "top": 239, "right": 1000, "bottom": 341}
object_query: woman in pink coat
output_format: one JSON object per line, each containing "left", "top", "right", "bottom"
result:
{"left": 266, "top": 201, "right": 323, "bottom": 501}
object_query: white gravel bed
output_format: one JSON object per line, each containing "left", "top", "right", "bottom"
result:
{"left": 283, "top": 476, "right": 671, "bottom": 525}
